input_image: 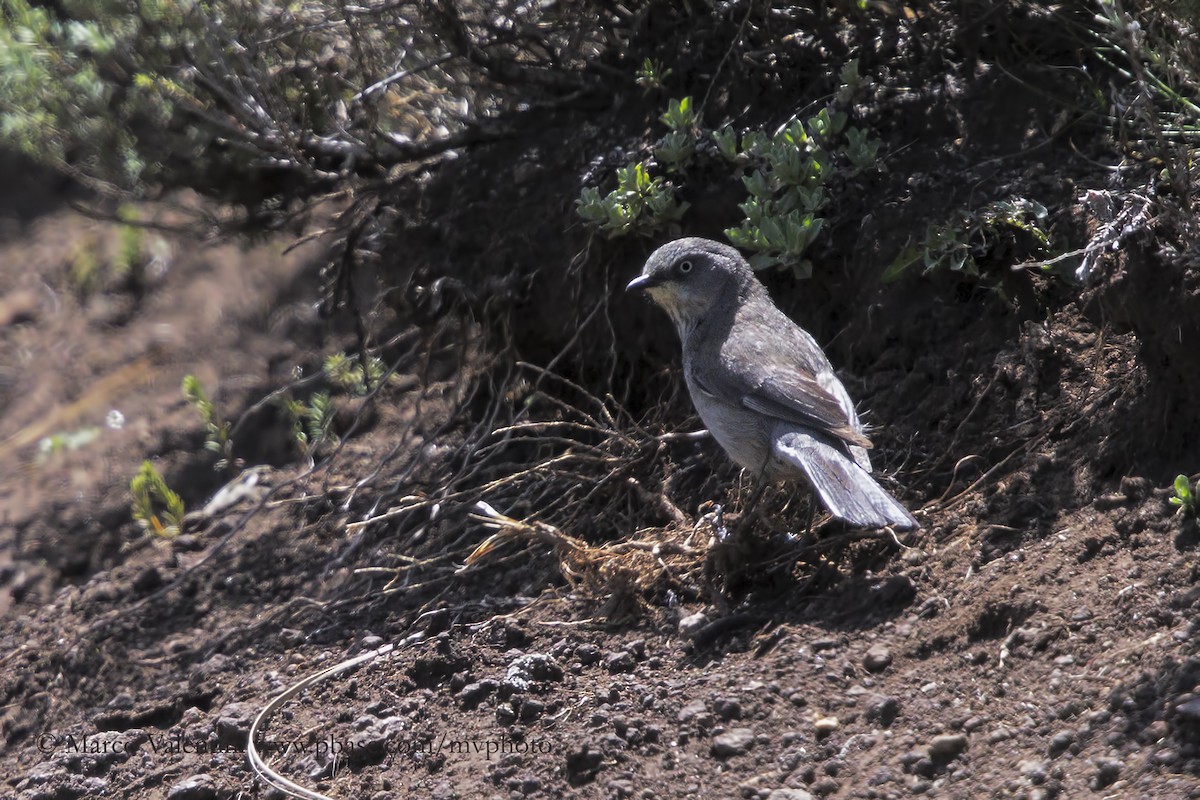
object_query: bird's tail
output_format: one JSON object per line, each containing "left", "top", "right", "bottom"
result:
{"left": 774, "top": 430, "right": 918, "bottom": 530}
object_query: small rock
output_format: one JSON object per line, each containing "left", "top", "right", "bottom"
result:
{"left": 908, "top": 777, "right": 933, "bottom": 793}
{"left": 928, "top": 733, "right": 968, "bottom": 761}
{"left": 711, "top": 727, "right": 755, "bottom": 758}
{"left": 714, "top": 697, "right": 742, "bottom": 721}
{"left": 1094, "top": 492, "right": 1129, "bottom": 510}
{"left": 813, "top": 717, "right": 839, "bottom": 736}
{"left": 518, "top": 698, "right": 545, "bottom": 722}
{"left": 1120, "top": 475, "right": 1150, "bottom": 500}
{"left": 107, "top": 693, "right": 136, "bottom": 710}
{"left": 1151, "top": 747, "right": 1178, "bottom": 765}
{"left": 167, "top": 774, "right": 219, "bottom": 800}
{"left": 604, "top": 651, "right": 636, "bottom": 673}
{"left": 737, "top": 775, "right": 765, "bottom": 797}
{"left": 605, "top": 778, "right": 635, "bottom": 798}
{"left": 766, "top": 791, "right": 813, "bottom": 800}
{"left": 494, "top": 703, "right": 516, "bottom": 724}
{"left": 214, "top": 703, "right": 256, "bottom": 744}
{"left": 359, "top": 634, "right": 385, "bottom": 650}
{"left": 1144, "top": 719, "right": 1169, "bottom": 742}
{"left": 987, "top": 726, "right": 1015, "bottom": 744}
{"left": 809, "top": 777, "right": 839, "bottom": 796}
{"left": 505, "top": 653, "right": 563, "bottom": 690}
{"left": 678, "top": 700, "right": 708, "bottom": 724}
{"left": 864, "top": 695, "right": 899, "bottom": 727}
{"left": 1018, "top": 759, "right": 1048, "bottom": 784}
{"left": 565, "top": 744, "right": 603, "bottom": 783}
{"left": 1093, "top": 757, "right": 1122, "bottom": 789}
{"left": 862, "top": 645, "right": 893, "bottom": 673}
{"left": 679, "top": 612, "right": 709, "bottom": 638}
{"left": 457, "top": 679, "right": 498, "bottom": 709}
{"left": 1047, "top": 730, "right": 1074, "bottom": 756}
{"left": 1173, "top": 696, "right": 1200, "bottom": 721}
{"left": 576, "top": 643, "right": 601, "bottom": 665}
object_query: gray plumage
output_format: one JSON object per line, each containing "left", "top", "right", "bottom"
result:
{"left": 627, "top": 237, "right": 918, "bottom": 531}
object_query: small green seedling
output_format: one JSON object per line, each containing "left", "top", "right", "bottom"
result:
{"left": 1170, "top": 474, "right": 1199, "bottom": 518}
{"left": 280, "top": 390, "right": 337, "bottom": 458}
{"left": 324, "top": 351, "right": 385, "bottom": 395}
{"left": 182, "top": 374, "right": 233, "bottom": 472}
{"left": 635, "top": 58, "right": 672, "bottom": 93}
{"left": 130, "top": 460, "right": 185, "bottom": 538}
{"left": 659, "top": 96, "right": 696, "bottom": 132}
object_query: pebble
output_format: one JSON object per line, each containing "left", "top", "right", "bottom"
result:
{"left": 862, "top": 645, "right": 893, "bottom": 673}
{"left": 167, "top": 774, "right": 219, "bottom": 800}
{"left": 1047, "top": 730, "right": 1074, "bottom": 756}
{"left": 1174, "top": 696, "right": 1200, "bottom": 721}
{"left": 1018, "top": 759, "right": 1048, "bottom": 784}
{"left": 928, "top": 733, "right": 969, "bottom": 760}
{"left": 809, "top": 776, "right": 839, "bottom": 795}
{"left": 987, "top": 726, "right": 1015, "bottom": 743}
{"left": 1093, "top": 757, "right": 1122, "bottom": 789}
{"left": 457, "top": 679, "right": 498, "bottom": 709}
{"left": 813, "top": 717, "right": 839, "bottom": 736}
{"left": 604, "top": 651, "right": 636, "bottom": 673}
{"left": 565, "top": 744, "right": 603, "bottom": 781}
{"left": 605, "top": 778, "right": 635, "bottom": 798}
{"left": 678, "top": 613, "right": 709, "bottom": 638}
{"left": 214, "top": 702, "right": 256, "bottom": 742}
{"left": 711, "top": 727, "right": 755, "bottom": 758}
{"left": 715, "top": 697, "right": 742, "bottom": 721}
{"left": 766, "top": 790, "right": 814, "bottom": 800}
{"left": 678, "top": 700, "right": 709, "bottom": 724}
{"left": 505, "top": 653, "right": 563, "bottom": 689}
{"left": 865, "top": 695, "right": 899, "bottom": 726}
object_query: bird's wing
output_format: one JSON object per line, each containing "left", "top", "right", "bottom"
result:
{"left": 693, "top": 364, "right": 872, "bottom": 449}
{"left": 742, "top": 366, "right": 873, "bottom": 449}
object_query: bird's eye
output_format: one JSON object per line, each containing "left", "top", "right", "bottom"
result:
{"left": 678, "top": 259, "right": 694, "bottom": 274}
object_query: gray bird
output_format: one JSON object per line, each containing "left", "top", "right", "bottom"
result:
{"left": 627, "top": 237, "right": 918, "bottom": 531}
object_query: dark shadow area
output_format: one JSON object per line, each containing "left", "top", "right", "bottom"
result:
{"left": 0, "top": 150, "right": 83, "bottom": 232}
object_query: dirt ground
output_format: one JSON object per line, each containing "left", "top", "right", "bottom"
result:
{"left": 4, "top": 8, "right": 1200, "bottom": 800}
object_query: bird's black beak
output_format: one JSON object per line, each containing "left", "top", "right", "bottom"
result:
{"left": 626, "top": 273, "right": 657, "bottom": 292}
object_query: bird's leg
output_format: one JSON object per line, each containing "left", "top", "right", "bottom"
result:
{"left": 736, "top": 455, "right": 772, "bottom": 536}
{"left": 801, "top": 495, "right": 816, "bottom": 538}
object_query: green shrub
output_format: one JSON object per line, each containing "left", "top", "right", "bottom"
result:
{"left": 577, "top": 61, "right": 883, "bottom": 276}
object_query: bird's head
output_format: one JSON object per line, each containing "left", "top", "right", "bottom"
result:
{"left": 626, "top": 237, "right": 757, "bottom": 334}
